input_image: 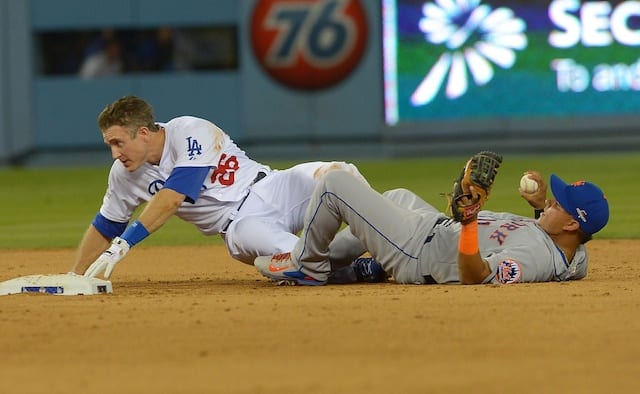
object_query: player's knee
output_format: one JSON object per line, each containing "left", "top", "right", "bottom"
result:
{"left": 314, "top": 161, "right": 352, "bottom": 177}
{"left": 321, "top": 168, "right": 357, "bottom": 186}
{"left": 315, "top": 162, "right": 368, "bottom": 184}
{"left": 228, "top": 250, "right": 254, "bottom": 265}
{"left": 382, "top": 188, "right": 413, "bottom": 204}
{"left": 226, "top": 219, "right": 264, "bottom": 264}
{"left": 226, "top": 218, "right": 298, "bottom": 264}
{"left": 382, "top": 188, "right": 410, "bottom": 198}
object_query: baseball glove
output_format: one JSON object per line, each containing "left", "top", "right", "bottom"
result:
{"left": 446, "top": 151, "right": 503, "bottom": 224}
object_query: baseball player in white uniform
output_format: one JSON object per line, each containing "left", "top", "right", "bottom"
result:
{"left": 72, "top": 95, "right": 367, "bottom": 278}
{"left": 254, "top": 158, "right": 610, "bottom": 285}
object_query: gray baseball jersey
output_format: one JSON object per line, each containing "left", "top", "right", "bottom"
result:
{"left": 421, "top": 212, "right": 587, "bottom": 284}
{"left": 292, "top": 170, "right": 588, "bottom": 285}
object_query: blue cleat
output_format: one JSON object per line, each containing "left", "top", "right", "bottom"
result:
{"left": 351, "top": 257, "right": 388, "bottom": 283}
{"left": 254, "top": 252, "right": 327, "bottom": 286}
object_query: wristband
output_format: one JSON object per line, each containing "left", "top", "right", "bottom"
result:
{"left": 119, "top": 220, "right": 150, "bottom": 246}
{"left": 458, "top": 221, "right": 479, "bottom": 255}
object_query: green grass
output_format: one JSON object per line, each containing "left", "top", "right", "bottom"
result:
{"left": 0, "top": 152, "right": 634, "bottom": 249}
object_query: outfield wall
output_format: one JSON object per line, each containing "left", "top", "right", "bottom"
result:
{"left": 1, "top": 0, "right": 640, "bottom": 166}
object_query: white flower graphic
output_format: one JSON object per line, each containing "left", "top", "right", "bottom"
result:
{"left": 411, "top": 0, "right": 527, "bottom": 106}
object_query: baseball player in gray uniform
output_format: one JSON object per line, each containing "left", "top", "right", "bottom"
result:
{"left": 254, "top": 156, "right": 609, "bottom": 285}
{"left": 71, "top": 95, "right": 367, "bottom": 279}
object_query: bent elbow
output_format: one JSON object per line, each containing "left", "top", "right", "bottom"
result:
{"left": 158, "top": 188, "right": 187, "bottom": 210}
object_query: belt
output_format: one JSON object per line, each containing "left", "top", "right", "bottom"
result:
{"left": 221, "top": 171, "right": 267, "bottom": 233}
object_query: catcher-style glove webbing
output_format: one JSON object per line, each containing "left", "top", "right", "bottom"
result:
{"left": 446, "top": 151, "right": 503, "bottom": 224}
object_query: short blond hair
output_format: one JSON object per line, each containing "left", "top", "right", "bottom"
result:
{"left": 97, "top": 95, "right": 160, "bottom": 137}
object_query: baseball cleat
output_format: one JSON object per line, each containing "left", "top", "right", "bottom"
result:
{"left": 254, "top": 252, "right": 327, "bottom": 286}
{"left": 351, "top": 257, "right": 388, "bottom": 283}
{"left": 275, "top": 279, "right": 299, "bottom": 286}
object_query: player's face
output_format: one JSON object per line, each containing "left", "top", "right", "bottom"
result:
{"left": 102, "top": 125, "right": 148, "bottom": 172}
{"left": 537, "top": 199, "right": 577, "bottom": 235}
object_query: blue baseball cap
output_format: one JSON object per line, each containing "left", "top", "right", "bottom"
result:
{"left": 549, "top": 174, "right": 609, "bottom": 235}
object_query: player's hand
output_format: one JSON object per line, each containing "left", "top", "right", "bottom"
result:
{"left": 453, "top": 185, "right": 483, "bottom": 222}
{"left": 519, "top": 171, "right": 547, "bottom": 209}
{"left": 458, "top": 185, "right": 481, "bottom": 206}
{"left": 84, "top": 237, "right": 130, "bottom": 279}
{"left": 446, "top": 151, "right": 502, "bottom": 224}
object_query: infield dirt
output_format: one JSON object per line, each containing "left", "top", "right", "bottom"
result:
{"left": 0, "top": 240, "right": 638, "bottom": 393}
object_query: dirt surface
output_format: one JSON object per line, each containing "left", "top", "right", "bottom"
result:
{"left": 0, "top": 240, "right": 639, "bottom": 394}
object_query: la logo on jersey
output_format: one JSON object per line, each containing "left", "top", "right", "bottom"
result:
{"left": 186, "top": 137, "right": 203, "bottom": 160}
{"left": 250, "top": 0, "right": 368, "bottom": 90}
{"left": 411, "top": 0, "right": 528, "bottom": 106}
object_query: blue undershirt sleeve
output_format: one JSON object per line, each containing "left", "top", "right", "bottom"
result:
{"left": 163, "top": 166, "right": 210, "bottom": 203}
{"left": 92, "top": 213, "right": 128, "bottom": 239}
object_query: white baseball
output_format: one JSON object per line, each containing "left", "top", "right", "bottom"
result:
{"left": 520, "top": 175, "right": 539, "bottom": 194}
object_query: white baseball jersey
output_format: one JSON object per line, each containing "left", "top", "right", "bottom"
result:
{"left": 99, "top": 116, "right": 270, "bottom": 235}
{"left": 96, "top": 116, "right": 368, "bottom": 265}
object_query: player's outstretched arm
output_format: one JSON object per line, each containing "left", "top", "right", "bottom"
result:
{"left": 134, "top": 188, "right": 185, "bottom": 232}
{"left": 83, "top": 188, "right": 186, "bottom": 279}
{"left": 70, "top": 224, "right": 111, "bottom": 275}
